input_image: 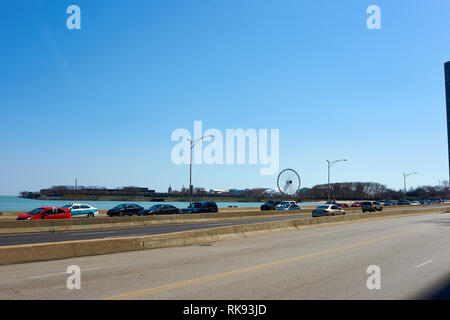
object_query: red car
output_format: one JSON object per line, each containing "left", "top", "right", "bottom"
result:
{"left": 351, "top": 202, "right": 362, "bottom": 207}
{"left": 17, "top": 207, "right": 72, "bottom": 220}
{"left": 338, "top": 203, "right": 350, "bottom": 208}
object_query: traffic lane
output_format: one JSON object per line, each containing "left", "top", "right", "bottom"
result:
{"left": 0, "top": 214, "right": 315, "bottom": 246}
{"left": 105, "top": 212, "right": 450, "bottom": 300}
{"left": 0, "top": 206, "right": 443, "bottom": 246}
{"left": 0, "top": 212, "right": 449, "bottom": 299}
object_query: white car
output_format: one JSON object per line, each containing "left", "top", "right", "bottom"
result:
{"left": 410, "top": 201, "right": 420, "bottom": 206}
{"left": 275, "top": 201, "right": 298, "bottom": 208}
{"left": 62, "top": 203, "right": 99, "bottom": 218}
{"left": 312, "top": 204, "right": 345, "bottom": 217}
{"left": 276, "top": 202, "right": 302, "bottom": 211}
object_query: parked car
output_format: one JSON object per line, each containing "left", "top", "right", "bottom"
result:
{"left": 275, "top": 201, "right": 298, "bottom": 208}
{"left": 62, "top": 203, "right": 98, "bottom": 218}
{"left": 17, "top": 207, "right": 71, "bottom": 220}
{"left": 361, "top": 201, "right": 383, "bottom": 213}
{"left": 397, "top": 199, "right": 411, "bottom": 205}
{"left": 410, "top": 201, "right": 420, "bottom": 206}
{"left": 260, "top": 200, "right": 284, "bottom": 210}
{"left": 383, "top": 200, "right": 398, "bottom": 206}
{"left": 276, "top": 202, "right": 302, "bottom": 211}
{"left": 351, "top": 202, "right": 362, "bottom": 207}
{"left": 138, "top": 204, "right": 180, "bottom": 216}
{"left": 312, "top": 204, "right": 345, "bottom": 217}
{"left": 337, "top": 203, "right": 350, "bottom": 208}
{"left": 107, "top": 203, "right": 144, "bottom": 217}
{"left": 181, "top": 201, "right": 218, "bottom": 214}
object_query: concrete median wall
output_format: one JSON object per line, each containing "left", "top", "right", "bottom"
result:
{"left": 0, "top": 206, "right": 448, "bottom": 265}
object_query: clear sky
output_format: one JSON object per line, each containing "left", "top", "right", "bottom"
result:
{"left": 1, "top": 0, "right": 450, "bottom": 195}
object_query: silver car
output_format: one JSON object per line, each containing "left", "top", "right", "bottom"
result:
{"left": 312, "top": 204, "right": 345, "bottom": 217}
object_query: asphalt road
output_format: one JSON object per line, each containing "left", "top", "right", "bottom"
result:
{"left": 1, "top": 212, "right": 449, "bottom": 299}
{"left": 0, "top": 206, "right": 446, "bottom": 246}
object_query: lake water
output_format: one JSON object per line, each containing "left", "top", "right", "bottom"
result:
{"left": 0, "top": 196, "right": 322, "bottom": 212}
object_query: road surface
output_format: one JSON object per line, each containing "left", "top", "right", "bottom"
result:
{"left": 1, "top": 211, "right": 449, "bottom": 299}
{"left": 1, "top": 206, "right": 445, "bottom": 246}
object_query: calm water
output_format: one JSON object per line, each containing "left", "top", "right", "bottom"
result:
{"left": 0, "top": 196, "right": 321, "bottom": 212}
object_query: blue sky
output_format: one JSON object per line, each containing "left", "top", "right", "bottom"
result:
{"left": 1, "top": 0, "right": 449, "bottom": 195}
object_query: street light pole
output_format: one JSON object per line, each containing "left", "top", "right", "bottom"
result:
{"left": 327, "top": 159, "right": 347, "bottom": 201}
{"left": 403, "top": 172, "right": 417, "bottom": 199}
{"left": 187, "top": 135, "right": 214, "bottom": 205}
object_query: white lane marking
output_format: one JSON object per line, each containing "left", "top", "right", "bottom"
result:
{"left": 27, "top": 267, "right": 101, "bottom": 279}
{"left": 206, "top": 223, "right": 233, "bottom": 226}
{"left": 68, "top": 231, "right": 116, "bottom": 236}
{"left": 102, "top": 233, "right": 159, "bottom": 238}
{"left": 415, "top": 259, "right": 433, "bottom": 268}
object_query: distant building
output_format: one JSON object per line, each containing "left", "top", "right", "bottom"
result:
{"left": 168, "top": 185, "right": 173, "bottom": 194}
{"left": 227, "top": 189, "right": 248, "bottom": 196}
{"left": 209, "top": 189, "right": 226, "bottom": 194}
{"left": 193, "top": 187, "right": 206, "bottom": 194}
{"left": 38, "top": 186, "right": 157, "bottom": 198}
{"left": 445, "top": 61, "right": 450, "bottom": 180}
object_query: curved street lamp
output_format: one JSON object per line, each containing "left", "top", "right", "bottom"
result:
{"left": 327, "top": 159, "right": 347, "bottom": 200}
{"left": 187, "top": 135, "right": 214, "bottom": 205}
{"left": 403, "top": 172, "right": 417, "bottom": 199}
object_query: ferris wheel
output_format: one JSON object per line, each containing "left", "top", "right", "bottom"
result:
{"left": 277, "top": 169, "right": 301, "bottom": 196}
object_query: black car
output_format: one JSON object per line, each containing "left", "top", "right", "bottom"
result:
{"left": 107, "top": 203, "right": 144, "bottom": 217}
{"left": 138, "top": 204, "right": 180, "bottom": 216}
{"left": 397, "top": 199, "right": 411, "bottom": 205}
{"left": 181, "top": 201, "right": 218, "bottom": 214}
{"left": 260, "top": 200, "right": 283, "bottom": 210}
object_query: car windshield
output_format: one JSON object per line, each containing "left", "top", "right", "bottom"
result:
{"left": 149, "top": 205, "right": 163, "bottom": 210}
{"left": 114, "top": 204, "right": 126, "bottom": 209}
{"left": 26, "top": 208, "right": 44, "bottom": 215}
{"left": 188, "top": 203, "right": 201, "bottom": 208}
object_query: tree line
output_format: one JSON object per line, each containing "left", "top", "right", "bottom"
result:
{"left": 298, "top": 182, "right": 450, "bottom": 201}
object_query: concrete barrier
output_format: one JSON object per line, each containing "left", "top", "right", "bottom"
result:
{"left": 0, "top": 206, "right": 448, "bottom": 265}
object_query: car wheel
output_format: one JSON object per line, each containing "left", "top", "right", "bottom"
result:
{"left": 87, "top": 213, "right": 94, "bottom": 218}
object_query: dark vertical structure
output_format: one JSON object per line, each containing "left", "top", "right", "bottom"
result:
{"left": 446, "top": 61, "right": 450, "bottom": 180}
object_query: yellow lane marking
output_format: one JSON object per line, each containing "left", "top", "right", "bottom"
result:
{"left": 102, "top": 225, "right": 432, "bottom": 300}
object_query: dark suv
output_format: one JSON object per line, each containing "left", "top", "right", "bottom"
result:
{"left": 361, "top": 201, "right": 383, "bottom": 213}
{"left": 260, "top": 200, "right": 283, "bottom": 210}
{"left": 181, "top": 201, "right": 218, "bottom": 214}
